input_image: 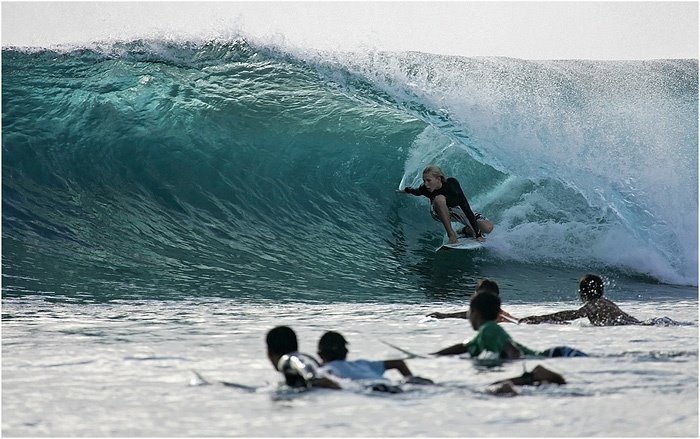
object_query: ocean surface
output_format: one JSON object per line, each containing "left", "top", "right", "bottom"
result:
{"left": 2, "top": 39, "right": 698, "bottom": 436}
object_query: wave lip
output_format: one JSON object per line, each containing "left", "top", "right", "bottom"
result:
{"left": 2, "top": 41, "right": 697, "bottom": 301}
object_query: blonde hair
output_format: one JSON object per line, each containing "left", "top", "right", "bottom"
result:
{"left": 422, "top": 164, "right": 446, "bottom": 182}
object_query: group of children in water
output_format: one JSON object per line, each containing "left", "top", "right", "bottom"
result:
{"left": 266, "top": 273, "right": 657, "bottom": 396}
{"left": 264, "top": 165, "right": 671, "bottom": 395}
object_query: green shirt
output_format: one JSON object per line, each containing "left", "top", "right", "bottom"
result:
{"left": 464, "top": 320, "right": 538, "bottom": 358}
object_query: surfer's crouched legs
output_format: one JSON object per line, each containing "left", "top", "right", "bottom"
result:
{"left": 431, "top": 201, "right": 494, "bottom": 238}
{"left": 431, "top": 195, "right": 458, "bottom": 243}
{"left": 477, "top": 217, "right": 494, "bottom": 234}
{"left": 459, "top": 216, "right": 493, "bottom": 238}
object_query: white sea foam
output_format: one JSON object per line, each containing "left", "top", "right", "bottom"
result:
{"left": 2, "top": 298, "right": 697, "bottom": 436}
{"left": 343, "top": 54, "right": 698, "bottom": 285}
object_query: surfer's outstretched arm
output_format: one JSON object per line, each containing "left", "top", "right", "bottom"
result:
{"left": 497, "top": 310, "right": 519, "bottom": 323}
{"left": 519, "top": 308, "right": 585, "bottom": 324}
{"left": 488, "top": 365, "right": 567, "bottom": 395}
{"left": 384, "top": 359, "right": 434, "bottom": 384}
{"left": 426, "top": 310, "right": 468, "bottom": 319}
{"left": 383, "top": 359, "right": 413, "bottom": 377}
{"left": 401, "top": 185, "right": 428, "bottom": 196}
{"left": 310, "top": 377, "right": 342, "bottom": 389}
{"left": 428, "top": 309, "right": 518, "bottom": 322}
{"left": 431, "top": 343, "right": 468, "bottom": 356}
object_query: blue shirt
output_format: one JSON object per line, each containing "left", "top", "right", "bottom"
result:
{"left": 320, "top": 359, "right": 385, "bottom": 380}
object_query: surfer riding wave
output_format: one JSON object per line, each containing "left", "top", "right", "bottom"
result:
{"left": 400, "top": 165, "right": 493, "bottom": 244}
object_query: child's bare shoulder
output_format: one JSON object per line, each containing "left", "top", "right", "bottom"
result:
{"left": 587, "top": 297, "right": 620, "bottom": 310}
{"left": 586, "top": 298, "right": 640, "bottom": 325}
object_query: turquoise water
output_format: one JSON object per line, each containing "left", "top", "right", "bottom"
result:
{"left": 2, "top": 38, "right": 698, "bottom": 437}
{"left": 2, "top": 40, "right": 698, "bottom": 304}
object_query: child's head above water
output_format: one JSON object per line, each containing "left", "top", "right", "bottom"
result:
{"left": 317, "top": 331, "right": 349, "bottom": 362}
{"left": 266, "top": 325, "right": 298, "bottom": 356}
{"left": 475, "top": 279, "right": 499, "bottom": 296}
{"left": 469, "top": 291, "right": 501, "bottom": 329}
{"left": 578, "top": 273, "right": 604, "bottom": 302}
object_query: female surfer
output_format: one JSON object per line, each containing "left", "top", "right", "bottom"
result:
{"left": 401, "top": 165, "right": 493, "bottom": 244}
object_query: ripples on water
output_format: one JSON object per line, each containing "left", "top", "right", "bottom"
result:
{"left": 2, "top": 298, "right": 697, "bottom": 436}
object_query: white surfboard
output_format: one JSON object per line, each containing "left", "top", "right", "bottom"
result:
{"left": 436, "top": 236, "right": 484, "bottom": 252}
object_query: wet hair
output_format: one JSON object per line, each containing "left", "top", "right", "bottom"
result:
{"left": 266, "top": 326, "right": 298, "bottom": 355}
{"left": 578, "top": 273, "right": 604, "bottom": 301}
{"left": 469, "top": 290, "right": 501, "bottom": 321}
{"left": 317, "top": 331, "right": 349, "bottom": 362}
{"left": 422, "top": 164, "right": 446, "bottom": 182}
{"left": 475, "top": 279, "right": 500, "bottom": 296}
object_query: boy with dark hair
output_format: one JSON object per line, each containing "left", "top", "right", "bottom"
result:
{"left": 519, "top": 273, "right": 642, "bottom": 326}
{"left": 317, "top": 331, "right": 433, "bottom": 392}
{"left": 426, "top": 279, "right": 517, "bottom": 322}
{"left": 265, "top": 326, "right": 339, "bottom": 389}
{"left": 432, "top": 292, "right": 586, "bottom": 359}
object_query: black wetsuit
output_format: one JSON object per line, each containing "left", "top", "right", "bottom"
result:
{"left": 405, "top": 177, "right": 482, "bottom": 238}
